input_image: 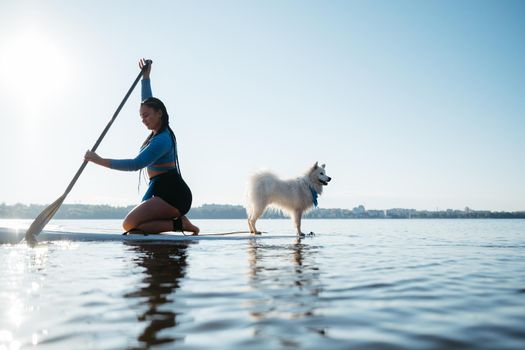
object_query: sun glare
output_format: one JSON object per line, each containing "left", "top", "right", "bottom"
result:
{"left": 0, "top": 29, "right": 71, "bottom": 109}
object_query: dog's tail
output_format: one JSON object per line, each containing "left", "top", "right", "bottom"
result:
{"left": 245, "top": 171, "right": 267, "bottom": 219}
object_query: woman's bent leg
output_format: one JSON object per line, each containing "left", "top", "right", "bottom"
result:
{"left": 123, "top": 197, "right": 180, "bottom": 233}
{"left": 123, "top": 197, "right": 199, "bottom": 234}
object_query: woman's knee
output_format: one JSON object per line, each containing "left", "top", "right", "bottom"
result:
{"left": 122, "top": 213, "right": 140, "bottom": 231}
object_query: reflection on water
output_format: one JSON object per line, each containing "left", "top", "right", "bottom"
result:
{"left": 121, "top": 238, "right": 329, "bottom": 349}
{"left": 124, "top": 243, "right": 189, "bottom": 349}
{"left": 247, "top": 238, "right": 326, "bottom": 344}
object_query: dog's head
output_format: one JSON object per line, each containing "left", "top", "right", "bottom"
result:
{"left": 310, "top": 162, "right": 332, "bottom": 186}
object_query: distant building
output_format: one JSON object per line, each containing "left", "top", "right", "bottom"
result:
{"left": 368, "top": 210, "right": 386, "bottom": 218}
{"left": 353, "top": 205, "right": 366, "bottom": 215}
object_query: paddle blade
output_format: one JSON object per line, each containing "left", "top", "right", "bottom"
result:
{"left": 25, "top": 194, "right": 66, "bottom": 243}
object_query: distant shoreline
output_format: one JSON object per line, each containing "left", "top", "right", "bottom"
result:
{"left": 1, "top": 203, "right": 524, "bottom": 219}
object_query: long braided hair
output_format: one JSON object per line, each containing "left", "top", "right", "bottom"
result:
{"left": 138, "top": 97, "right": 181, "bottom": 186}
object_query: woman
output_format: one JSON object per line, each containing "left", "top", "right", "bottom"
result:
{"left": 85, "top": 59, "right": 199, "bottom": 235}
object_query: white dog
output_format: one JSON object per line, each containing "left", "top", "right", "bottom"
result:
{"left": 246, "top": 162, "right": 332, "bottom": 236}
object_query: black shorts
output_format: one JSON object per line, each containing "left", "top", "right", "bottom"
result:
{"left": 145, "top": 170, "right": 192, "bottom": 216}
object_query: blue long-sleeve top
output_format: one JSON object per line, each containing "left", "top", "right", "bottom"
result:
{"left": 141, "top": 78, "right": 153, "bottom": 100}
{"left": 108, "top": 79, "right": 177, "bottom": 172}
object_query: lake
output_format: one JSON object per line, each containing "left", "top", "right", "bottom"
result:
{"left": 1, "top": 219, "right": 524, "bottom": 349}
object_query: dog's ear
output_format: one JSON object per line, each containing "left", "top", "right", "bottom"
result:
{"left": 321, "top": 163, "right": 326, "bottom": 169}
{"left": 313, "top": 161, "right": 319, "bottom": 169}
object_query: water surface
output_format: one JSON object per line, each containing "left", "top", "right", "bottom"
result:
{"left": 1, "top": 219, "right": 524, "bottom": 349}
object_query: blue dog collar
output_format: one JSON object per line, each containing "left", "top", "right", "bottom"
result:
{"left": 309, "top": 186, "right": 318, "bottom": 207}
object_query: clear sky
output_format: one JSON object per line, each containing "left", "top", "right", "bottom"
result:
{"left": 0, "top": 0, "right": 524, "bottom": 211}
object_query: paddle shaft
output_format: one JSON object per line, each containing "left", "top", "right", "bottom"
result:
{"left": 64, "top": 62, "right": 150, "bottom": 196}
{"left": 25, "top": 61, "right": 151, "bottom": 243}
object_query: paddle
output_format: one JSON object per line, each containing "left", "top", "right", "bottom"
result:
{"left": 25, "top": 60, "right": 152, "bottom": 245}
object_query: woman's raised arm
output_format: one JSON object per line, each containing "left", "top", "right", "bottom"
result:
{"left": 139, "top": 58, "right": 153, "bottom": 100}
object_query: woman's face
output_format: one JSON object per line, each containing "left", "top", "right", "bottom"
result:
{"left": 140, "top": 105, "right": 163, "bottom": 132}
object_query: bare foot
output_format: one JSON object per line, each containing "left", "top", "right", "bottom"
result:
{"left": 181, "top": 216, "right": 200, "bottom": 235}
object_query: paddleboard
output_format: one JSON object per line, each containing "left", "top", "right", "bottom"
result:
{"left": 0, "top": 227, "right": 285, "bottom": 244}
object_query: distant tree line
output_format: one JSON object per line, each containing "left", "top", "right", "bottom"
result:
{"left": 0, "top": 203, "right": 135, "bottom": 219}
{"left": 1, "top": 203, "right": 524, "bottom": 219}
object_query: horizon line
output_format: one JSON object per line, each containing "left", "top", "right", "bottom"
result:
{"left": 2, "top": 202, "right": 524, "bottom": 213}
